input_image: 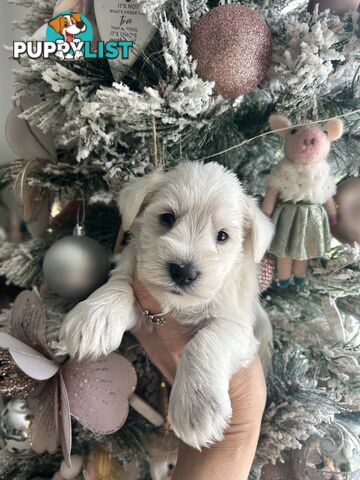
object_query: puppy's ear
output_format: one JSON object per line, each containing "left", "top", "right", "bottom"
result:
{"left": 71, "top": 13, "right": 82, "bottom": 23}
{"left": 48, "top": 16, "right": 62, "bottom": 33}
{"left": 324, "top": 118, "right": 343, "bottom": 141}
{"left": 118, "top": 171, "right": 165, "bottom": 231}
{"left": 269, "top": 114, "right": 292, "bottom": 138}
{"left": 245, "top": 197, "right": 274, "bottom": 263}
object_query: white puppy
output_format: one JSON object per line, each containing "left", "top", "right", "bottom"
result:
{"left": 60, "top": 162, "right": 274, "bottom": 449}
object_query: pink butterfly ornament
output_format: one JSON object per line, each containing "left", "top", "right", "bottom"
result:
{"left": 62, "top": 354, "right": 137, "bottom": 435}
{"left": 0, "top": 290, "right": 137, "bottom": 466}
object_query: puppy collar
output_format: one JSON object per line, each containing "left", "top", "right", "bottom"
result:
{"left": 133, "top": 272, "right": 167, "bottom": 326}
{"left": 142, "top": 309, "right": 166, "bottom": 327}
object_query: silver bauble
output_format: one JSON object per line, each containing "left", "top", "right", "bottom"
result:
{"left": 293, "top": 422, "right": 360, "bottom": 480}
{"left": 0, "top": 398, "right": 33, "bottom": 454}
{"left": 43, "top": 228, "right": 110, "bottom": 299}
{"left": 0, "top": 398, "right": 32, "bottom": 441}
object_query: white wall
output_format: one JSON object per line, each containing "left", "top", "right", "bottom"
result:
{"left": 0, "top": 2, "right": 25, "bottom": 226}
{"left": 0, "top": 1, "right": 25, "bottom": 166}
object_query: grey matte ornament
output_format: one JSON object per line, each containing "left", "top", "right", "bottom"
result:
{"left": 43, "top": 228, "right": 110, "bottom": 300}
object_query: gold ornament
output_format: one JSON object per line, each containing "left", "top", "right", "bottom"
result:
{"left": 85, "top": 446, "right": 123, "bottom": 480}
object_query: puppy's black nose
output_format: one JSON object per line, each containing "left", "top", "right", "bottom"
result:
{"left": 169, "top": 262, "right": 198, "bottom": 287}
{"left": 76, "top": 21, "right": 85, "bottom": 28}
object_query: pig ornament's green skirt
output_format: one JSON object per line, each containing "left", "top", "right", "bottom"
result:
{"left": 268, "top": 202, "right": 332, "bottom": 261}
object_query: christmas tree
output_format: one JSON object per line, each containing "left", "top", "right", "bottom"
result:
{"left": 0, "top": 0, "right": 359, "bottom": 479}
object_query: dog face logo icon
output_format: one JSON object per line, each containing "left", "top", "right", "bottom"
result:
{"left": 49, "top": 13, "right": 86, "bottom": 43}
{"left": 47, "top": 11, "right": 92, "bottom": 60}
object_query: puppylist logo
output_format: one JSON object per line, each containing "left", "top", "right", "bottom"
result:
{"left": 13, "top": 11, "right": 133, "bottom": 61}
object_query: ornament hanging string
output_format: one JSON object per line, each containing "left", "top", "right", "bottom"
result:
{"left": 74, "top": 191, "right": 86, "bottom": 236}
{"left": 14, "top": 160, "right": 47, "bottom": 214}
{"left": 76, "top": 192, "right": 86, "bottom": 225}
{"left": 114, "top": 117, "right": 164, "bottom": 254}
{"left": 196, "top": 108, "right": 360, "bottom": 162}
{"left": 151, "top": 115, "right": 163, "bottom": 170}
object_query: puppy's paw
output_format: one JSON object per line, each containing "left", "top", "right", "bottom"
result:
{"left": 60, "top": 297, "right": 127, "bottom": 360}
{"left": 56, "top": 51, "right": 65, "bottom": 60}
{"left": 168, "top": 360, "right": 232, "bottom": 450}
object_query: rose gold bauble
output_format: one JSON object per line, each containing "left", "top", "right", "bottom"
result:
{"left": 331, "top": 177, "right": 360, "bottom": 246}
{"left": 188, "top": 5, "right": 272, "bottom": 99}
{"left": 308, "top": 0, "right": 360, "bottom": 14}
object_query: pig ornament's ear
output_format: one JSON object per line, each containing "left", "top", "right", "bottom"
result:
{"left": 324, "top": 118, "right": 344, "bottom": 142}
{"left": 269, "top": 114, "right": 292, "bottom": 137}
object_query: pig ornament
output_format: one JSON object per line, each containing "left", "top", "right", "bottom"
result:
{"left": 262, "top": 114, "right": 344, "bottom": 287}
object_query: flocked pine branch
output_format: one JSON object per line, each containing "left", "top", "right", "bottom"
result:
{"left": 0, "top": 0, "right": 359, "bottom": 478}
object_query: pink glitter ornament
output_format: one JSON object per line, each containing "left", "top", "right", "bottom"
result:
{"left": 260, "top": 254, "right": 275, "bottom": 292}
{"left": 188, "top": 5, "right": 272, "bottom": 99}
{"left": 331, "top": 177, "right": 360, "bottom": 246}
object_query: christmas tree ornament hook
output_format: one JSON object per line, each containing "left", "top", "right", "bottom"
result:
{"left": 74, "top": 192, "right": 86, "bottom": 237}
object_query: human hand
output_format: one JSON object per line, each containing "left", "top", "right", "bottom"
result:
{"left": 132, "top": 277, "right": 267, "bottom": 480}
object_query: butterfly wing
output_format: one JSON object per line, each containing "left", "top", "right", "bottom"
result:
{"left": 0, "top": 333, "right": 58, "bottom": 381}
{"left": 11, "top": 290, "right": 52, "bottom": 358}
{"left": 27, "top": 377, "right": 59, "bottom": 455}
{"left": 62, "top": 353, "right": 137, "bottom": 434}
{"left": 58, "top": 371, "right": 72, "bottom": 467}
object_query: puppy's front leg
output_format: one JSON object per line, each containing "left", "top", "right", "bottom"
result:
{"left": 169, "top": 319, "right": 258, "bottom": 450}
{"left": 60, "top": 245, "right": 138, "bottom": 360}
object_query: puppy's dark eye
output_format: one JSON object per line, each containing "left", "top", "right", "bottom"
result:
{"left": 290, "top": 128, "right": 298, "bottom": 135}
{"left": 217, "top": 230, "right": 229, "bottom": 242}
{"left": 160, "top": 213, "right": 175, "bottom": 227}
{"left": 324, "top": 130, "right": 328, "bottom": 136}
{"left": 168, "top": 463, "right": 175, "bottom": 470}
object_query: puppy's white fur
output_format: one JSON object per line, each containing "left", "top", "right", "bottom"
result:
{"left": 60, "top": 162, "right": 274, "bottom": 449}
